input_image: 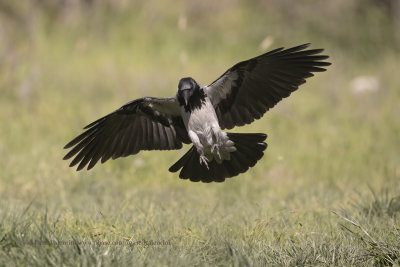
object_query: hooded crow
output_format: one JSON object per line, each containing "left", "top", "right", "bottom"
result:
{"left": 64, "top": 43, "right": 331, "bottom": 182}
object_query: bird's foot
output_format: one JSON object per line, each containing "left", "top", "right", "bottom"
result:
{"left": 199, "top": 155, "right": 209, "bottom": 169}
{"left": 211, "top": 144, "right": 221, "bottom": 159}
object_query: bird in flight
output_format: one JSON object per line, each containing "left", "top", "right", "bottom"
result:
{"left": 64, "top": 43, "right": 330, "bottom": 183}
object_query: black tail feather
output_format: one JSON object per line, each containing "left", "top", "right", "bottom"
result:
{"left": 168, "top": 133, "right": 267, "bottom": 182}
{"left": 168, "top": 146, "right": 194, "bottom": 173}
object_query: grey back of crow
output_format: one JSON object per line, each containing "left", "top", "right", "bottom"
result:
{"left": 64, "top": 43, "right": 331, "bottom": 182}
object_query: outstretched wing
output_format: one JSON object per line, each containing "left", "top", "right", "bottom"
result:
{"left": 205, "top": 43, "right": 331, "bottom": 130}
{"left": 63, "top": 97, "right": 190, "bottom": 171}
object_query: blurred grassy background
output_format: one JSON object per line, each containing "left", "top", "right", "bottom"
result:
{"left": 0, "top": 0, "right": 400, "bottom": 265}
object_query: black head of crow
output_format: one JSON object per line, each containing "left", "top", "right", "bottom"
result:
{"left": 64, "top": 43, "right": 331, "bottom": 183}
{"left": 177, "top": 77, "right": 206, "bottom": 112}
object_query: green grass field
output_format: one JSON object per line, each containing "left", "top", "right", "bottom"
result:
{"left": 1, "top": 1, "right": 400, "bottom": 266}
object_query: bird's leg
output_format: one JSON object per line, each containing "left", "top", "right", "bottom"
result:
{"left": 188, "top": 130, "right": 209, "bottom": 169}
{"left": 199, "top": 153, "right": 209, "bottom": 169}
{"left": 211, "top": 144, "right": 220, "bottom": 159}
{"left": 196, "top": 145, "right": 209, "bottom": 169}
{"left": 211, "top": 128, "right": 223, "bottom": 158}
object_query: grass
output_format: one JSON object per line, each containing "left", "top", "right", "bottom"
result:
{"left": 1, "top": 0, "right": 400, "bottom": 266}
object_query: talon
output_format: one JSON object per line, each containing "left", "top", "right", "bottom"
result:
{"left": 199, "top": 155, "right": 209, "bottom": 169}
{"left": 211, "top": 144, "right": 218, "bottom": 153}
{"left": 211, "top": 144, "right": 221, "bottom": 159}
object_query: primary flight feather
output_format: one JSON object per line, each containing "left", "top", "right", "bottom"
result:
{"left": 64, "top": 43, "right": 331, "bottom": 182}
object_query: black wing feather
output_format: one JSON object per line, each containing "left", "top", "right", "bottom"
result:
{"left": 64, "top": 97, "right": 190, "bottom": 171}
{"left": 205, "top": 43, "right": 331, "bottom": 130}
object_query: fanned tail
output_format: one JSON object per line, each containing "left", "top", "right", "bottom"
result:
{"left": 168, "top": 133, "right": 267, "bottom": 182}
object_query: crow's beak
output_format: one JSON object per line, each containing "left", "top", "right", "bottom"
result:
{"left": 182, "top": 89, "right": 191, "bottom": 106}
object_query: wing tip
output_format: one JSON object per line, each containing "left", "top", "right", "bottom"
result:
{"left": 300, "top": 43, "right": 312, "bottom": 49}
{"left": 76, "top": 166, "right": 84, "bottom": 171}
{"left": 64, "top": 143, "right": 72, "bottom": 149}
